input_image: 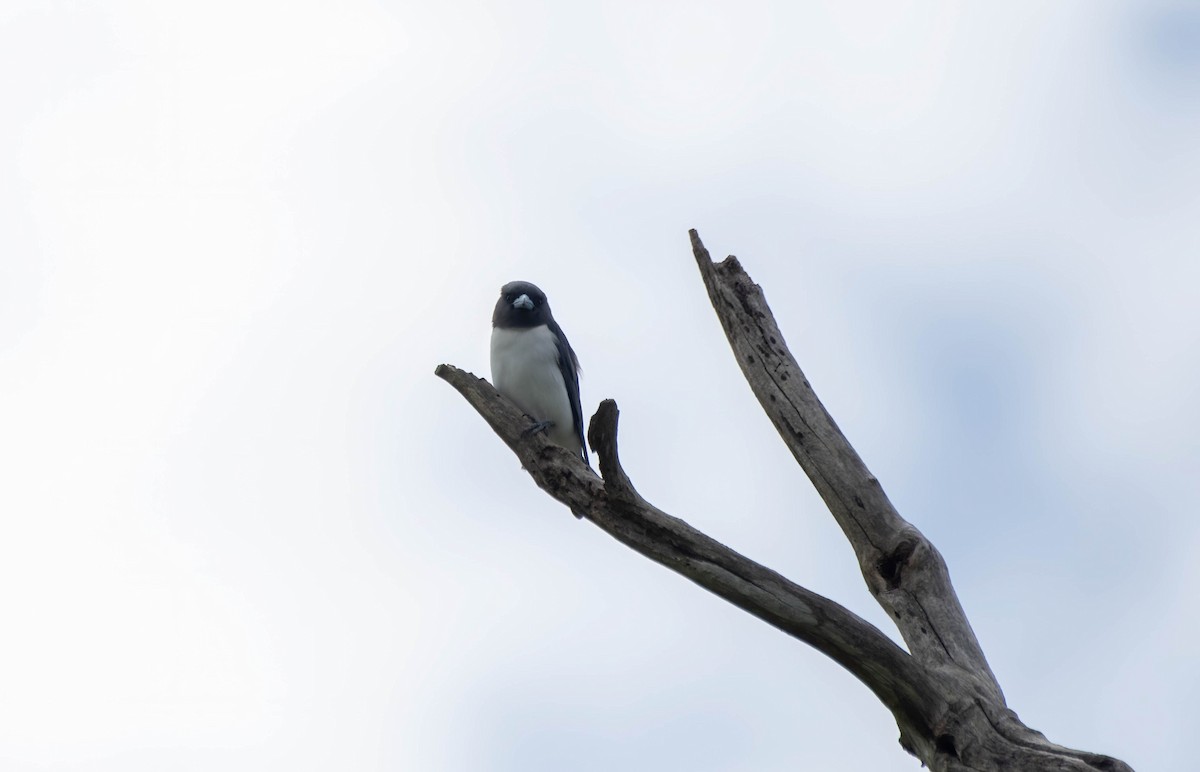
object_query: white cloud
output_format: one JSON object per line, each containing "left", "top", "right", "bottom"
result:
{"left": 0, "top": 1, "right": 1194, "bottom": 770}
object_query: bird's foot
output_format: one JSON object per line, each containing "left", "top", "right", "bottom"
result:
{"left": 522, "top": 420, "right": 554, "bottom": 438}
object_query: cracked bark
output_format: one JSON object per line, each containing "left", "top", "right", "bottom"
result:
{"left": 434, "top": 231, "right": 1134, "bottom": 772}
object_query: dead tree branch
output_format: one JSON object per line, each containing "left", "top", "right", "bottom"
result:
{"left": 435, "top": 365, "right": 939, "bottom": 734}
{"left": 434, "top": 232, "right": 1134, "bottom": 772}
{"left": 689, "top": 230, "right": 999, "bottom": 693}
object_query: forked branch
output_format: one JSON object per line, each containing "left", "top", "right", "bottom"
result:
{"left": 435, "top": 232, "right": 1134, "bottom": 772}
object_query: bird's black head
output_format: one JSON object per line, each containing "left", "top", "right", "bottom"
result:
{"left": 493, "top": 281, "right": 553, "bottom": 329}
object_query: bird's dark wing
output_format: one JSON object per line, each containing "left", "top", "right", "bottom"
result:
{"left": 549, "top": 318, "right": 588, "bottom": 466}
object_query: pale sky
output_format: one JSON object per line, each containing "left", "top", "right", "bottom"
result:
{"left": 2, "top": 1, "right": 1197, "bottom": 770}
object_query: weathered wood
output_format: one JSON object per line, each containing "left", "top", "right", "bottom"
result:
{"left": 434, "top": 232, "right": 1134, "bottom": 771}
{"left": 688, "top": 230, "right": 999, "bottom": 695}
{"left": 435, "top": 364, "right": 940, "bottom": 734}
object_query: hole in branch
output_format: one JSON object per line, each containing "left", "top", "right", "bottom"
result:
{"left": 877, "top": 538, "right": 916, "bottom": 590}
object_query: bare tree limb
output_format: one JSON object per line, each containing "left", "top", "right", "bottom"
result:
{"left": 686, "top": 231, "right": 1132, "bottom": 771}
{"left": 435, "top": 364, "right": 940, "bottom": 735}
{"left": 688, "top": 229, "right": 1001, "bottom": 699}
{"left": 434, "top": 232, "right": 1135, "bottom": 771}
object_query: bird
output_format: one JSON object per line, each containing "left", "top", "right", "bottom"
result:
{"left": 490, "top": 281, "right": 589, "bottom": 466}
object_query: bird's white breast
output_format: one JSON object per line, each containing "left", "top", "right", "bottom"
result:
{"left": 490, "top": 325, "right": 579, "bottom": 453}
